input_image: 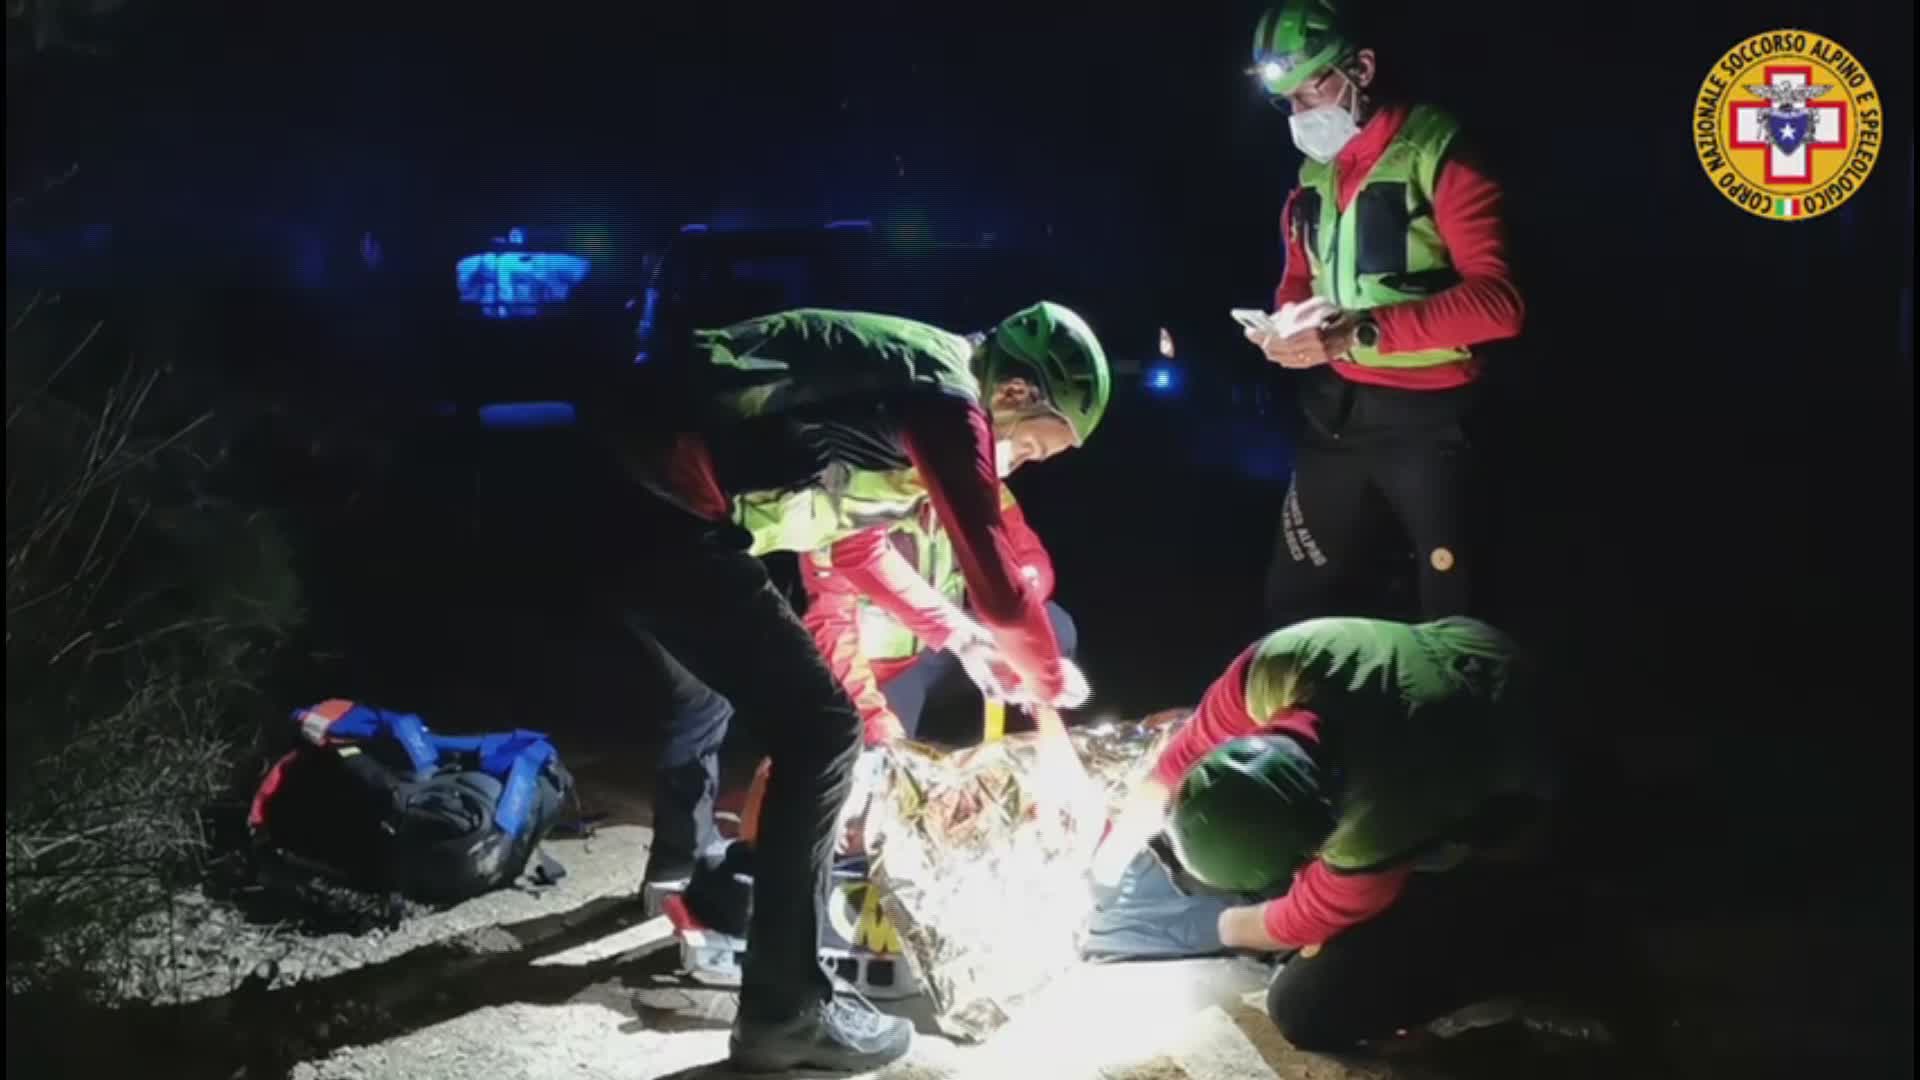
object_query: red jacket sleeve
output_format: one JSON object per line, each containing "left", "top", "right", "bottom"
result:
{"left": 1273, "top": 189, "right": 1316, "bottom": 309}
{"left": 1261, "top": 859, "right": 1413, "bottom": 947}
{"left": 999, "top": 498, "right": 1056, "bottom": 602}
{"left": 1152, "top": 647, "right": 1259, "bottom": 787}
{"left": 826, "top": 527, "right": 970, "bottom": 653}
{"left": 799, "top": 555, "right": 902, "bottom": 746}
{"left": 1371, "top": 153, "right": 1525, "bottom": 353}
{"left": 653, "top": 432, "right": 730, "bottom": 521}
{"left": 899, "top": 395, "right": 1065, "bottom": 699}
{"left": 1151, "top": 646, "right": 1324, "bottom": 787}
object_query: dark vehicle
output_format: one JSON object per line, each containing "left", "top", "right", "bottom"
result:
{"left": 633, "top": 221, "right": 882, "bottom": 369}
{"left": 435, "top": 220, "right": 889, "bottom": 413}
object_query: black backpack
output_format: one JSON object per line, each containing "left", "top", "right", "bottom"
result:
{"left": 249, "top": 700, "right": 575, "bottom": 906}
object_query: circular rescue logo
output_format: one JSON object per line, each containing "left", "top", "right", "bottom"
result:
{"left": 1694, "top": 30, "right": 1883, "bottom": 221}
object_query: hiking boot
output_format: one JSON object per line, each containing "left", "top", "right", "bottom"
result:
{"left": 728, "top": 994, "right": 914, "bottom": 1073}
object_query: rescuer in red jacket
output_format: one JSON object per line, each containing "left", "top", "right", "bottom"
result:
{"left": 1244, "top": 0, "right": 1524, "bottom": 628}
{"left": 801, "top": 485, "right": 1076, "bottom": 747}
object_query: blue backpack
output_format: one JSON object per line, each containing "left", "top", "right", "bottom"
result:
{"left": 249, "top": 700, "right": 577, "bottom": 906}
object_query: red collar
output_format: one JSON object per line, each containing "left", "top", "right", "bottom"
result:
{"left": 1332, "top": 101, "right": 1412, "bottom": 176}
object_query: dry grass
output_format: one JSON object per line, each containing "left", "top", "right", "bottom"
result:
{"left": 5, "top": 288, "right": 302, "bottom": 1003}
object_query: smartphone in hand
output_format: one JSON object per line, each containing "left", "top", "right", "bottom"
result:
{"left": 1230, "top": 308, "right": 1274, "bottom": 333}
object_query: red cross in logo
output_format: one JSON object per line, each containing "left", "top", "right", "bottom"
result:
{"left": 1729, "top": 65, "right": 1850, "bottom": 185}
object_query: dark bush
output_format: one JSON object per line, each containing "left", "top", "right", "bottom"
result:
{"left": 5, "top": 290, "right": 302, "bottom": 1003}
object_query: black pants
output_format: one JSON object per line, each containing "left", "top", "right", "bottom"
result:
{"left": 636, "top": 631, "right": 735, "bottom": 878}
{"left": 1266, "top": 376, "right": 1476, "bottom": 627}
{"left": 1264, "top": 862, "right": 1569, "bottom": 1052}
{"left": 610, "top": 495, "right": 860, "bottom": 1022}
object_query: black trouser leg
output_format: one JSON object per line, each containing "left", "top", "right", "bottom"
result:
{"left": 1265, "top": 448, "right": 1385, "bottom": 628}
{"left": 877, "top": 651, "right": 949, "bottom": 739}
{"left": 1371, "top": 439, "right": 1475, "bottom": 620}
{"left": 1264, "top": 863, "right": 1562, "bottom": 1051}
{"left": 629, "top": 628, "right": 733, "bottom": 877}
{"left": 619, "top": 518, "right": 861, "bottom": 1021}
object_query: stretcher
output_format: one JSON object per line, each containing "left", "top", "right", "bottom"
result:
{"left": 661, "top": 855, "right": 923, "bottom": 1000}
{"left": 661, "top": 697, "right": 1061, "bottom": 1001}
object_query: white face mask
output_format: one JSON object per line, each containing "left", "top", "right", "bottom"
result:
{"left": 993, "top": 438, "right": 1017, "bottom": 478}
{"left": 1287, "top": 76, "right": 1361, "bottom": 163}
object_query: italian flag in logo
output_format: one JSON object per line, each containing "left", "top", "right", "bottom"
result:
{"left": 1773, "top": 196, "right": 1805, "bottom": 218}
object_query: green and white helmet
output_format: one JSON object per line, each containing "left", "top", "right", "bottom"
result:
{"left": 981, "top": 301, "right": 1111, "bottom": 445}
{"left": 1250, "top": 0, "right": 1356, "bottom": 97}
{"left": 1166, "top": 734, "right": 1335, "bottom": 894}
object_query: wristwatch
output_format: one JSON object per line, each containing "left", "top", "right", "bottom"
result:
{"left": 1352, "top": 315, "right": 1381, "bottom": 350}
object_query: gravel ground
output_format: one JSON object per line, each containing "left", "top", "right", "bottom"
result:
{"left": 122, "top": 825, "right": 652, "bottom": 1004}
{"left": 276, "top": 901, "right": 1625, "bottom": 1080}
{"left": 287, "top": 958, "right": 1351, "bottom": 1080}
{"left": 103, "top": 808, "right": 1626, "bottom": 1080}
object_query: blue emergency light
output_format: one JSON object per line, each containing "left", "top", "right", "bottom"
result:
{"left": 455, "top": 226, "right": 591, "bottom": 320}
{"left": 476, "top": 402, "right": 578, "bottom": 430}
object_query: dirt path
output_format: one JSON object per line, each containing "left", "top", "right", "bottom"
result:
{"left": 128, "top": 824, "right": 654, "bottom": 1005}
{"left": 289, "top": 955, "right": 1366, "bottom": 1080}
{"left": 16, "top": 815, "right": 1638, "bottom": 1080}
{"left": 230, "top": 816, "right": 1382, "bottom": 1080}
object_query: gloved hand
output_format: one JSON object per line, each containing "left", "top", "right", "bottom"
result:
{"left": 1002, "top": 657, "right": 1091, "bottom": 711}
{"left": 1249, "top": 298, "right": 1346, "bottom": 370}
{"left": 1048, "top": 658, "right": 1092, "bottom": 710}
{"left": 950, "top": 609, "right": 1091, "bottom": 710}
{"left": 1268, "top": 297, "right": 1339, "bottom": 339}
{"left": 949, "top": 628, "right": 1016, "bottom": 700}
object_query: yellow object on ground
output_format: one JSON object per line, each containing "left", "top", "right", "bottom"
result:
{"left": 983, "top": 698, "right": 1006, "bottom": 742}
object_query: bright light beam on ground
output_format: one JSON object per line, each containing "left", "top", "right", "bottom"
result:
{"left": 530, "top": 914, "right": 676, "bottom": 968}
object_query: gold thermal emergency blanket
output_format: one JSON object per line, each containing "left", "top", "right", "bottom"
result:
{"left": 862, "top": 710, "right": 1190, "bottom": 1041}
